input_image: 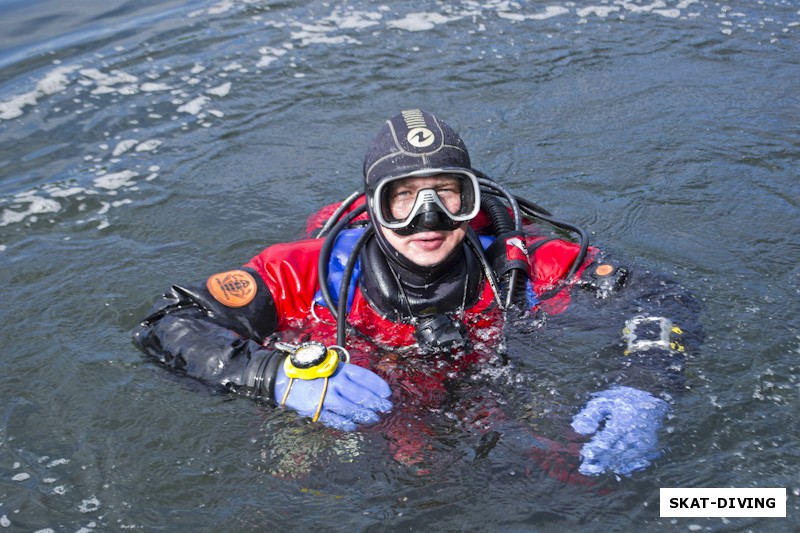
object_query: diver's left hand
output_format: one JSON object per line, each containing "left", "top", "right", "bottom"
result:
{"left": 571, "top": 386, "right": 669, "bottom": 476}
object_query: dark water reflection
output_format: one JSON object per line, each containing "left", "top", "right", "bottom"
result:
{"left": 1, "top": 0, "right": 798, "bottom": 530}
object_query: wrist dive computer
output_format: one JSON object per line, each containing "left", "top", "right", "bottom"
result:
{"left": 283, "top": 341, "right": 344, "bottom": 380}
{"left": 274, "top": 341, "right": 350, "bottom": 422}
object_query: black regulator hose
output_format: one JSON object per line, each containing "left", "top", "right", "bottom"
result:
{"left": 317, "top": 203, "right": 368, "bottom": 319}
{"left": 514, "top": 196, "right": 590, "bottom": 280}
{"left": 476, "top": 176, "right": 522, "bottom": 231}
{"left": 316, "top": 190, "right": 363, "bottom": 238}
{"left": 481, "top": 193, "right": 515, "bottom": 234}
{"left": 480, "top": 192, "right": 527, "bottom": 308}
{"left": 336, "top": 225, "right": 374, "bottom": 347}
{"left": 477, "top": 173, "right": 527, "bottom": 308}
{"left": 475, "top": 168, "right": 590, "bottom": 285}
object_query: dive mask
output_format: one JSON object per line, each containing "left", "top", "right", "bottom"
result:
{"left": 371, "top": 168, "right": 481, "bottom": 235}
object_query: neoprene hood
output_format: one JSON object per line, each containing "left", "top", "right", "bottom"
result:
{"left": 363, "top": 109, "right": 472, "bottom": 191}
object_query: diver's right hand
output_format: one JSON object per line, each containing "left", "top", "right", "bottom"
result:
{"left": 274, "top": 361, "right": 392, "bottom": 431}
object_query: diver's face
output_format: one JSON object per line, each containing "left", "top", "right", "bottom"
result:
{"left": 378, "top": 176, "right": 468, "bottom": 267}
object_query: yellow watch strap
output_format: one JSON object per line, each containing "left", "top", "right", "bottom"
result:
{"left": 280, "top": 377, "right": 294, "bottom": 407}
{"left": 311, "top": 377, "right": 330, "bottom": 423}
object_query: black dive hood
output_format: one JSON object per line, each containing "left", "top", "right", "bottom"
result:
{"left": 363, "top": 109, "right": 474, "bottom": 277}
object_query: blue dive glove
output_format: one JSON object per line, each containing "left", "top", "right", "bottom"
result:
{"left": 274, "top": 361, "right": 392, "bottom": 432}
{"left": 571, "top": 386, "right": 669, "bottom": 476}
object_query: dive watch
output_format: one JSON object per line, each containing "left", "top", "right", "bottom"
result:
{"left": 279, "top": 341, "right": 345, "bottom": 380}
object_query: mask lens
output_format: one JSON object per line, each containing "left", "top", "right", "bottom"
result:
{"left": 376, "top": 171, "right": 479, "bottom": 228}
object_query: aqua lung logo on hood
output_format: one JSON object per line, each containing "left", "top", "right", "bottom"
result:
{"left": 407, "top": 127, "right": 434, "bottom": 148}
{"left": 402, "top": 110, "right": 435, "bottom": 148}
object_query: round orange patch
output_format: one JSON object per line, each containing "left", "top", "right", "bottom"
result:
{"left": 595, "top": 264, "right": 615, "bottom": 277}
{"left": 206, "top": 270, "right": 256, "bottom": 307}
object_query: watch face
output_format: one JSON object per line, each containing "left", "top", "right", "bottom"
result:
{"left": 291, "top": 342, "right": 327, "bottom": 368}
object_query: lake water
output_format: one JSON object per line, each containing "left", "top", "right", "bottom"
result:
{"left": 1, "top": 0, "right": 798, "bottom": 531}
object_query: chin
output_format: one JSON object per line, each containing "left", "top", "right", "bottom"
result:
{"left": 410, "top": 255, "right": 446, "bottom": 267}
{"left": 405, "top": 244, "right": 458, "bottom": 267}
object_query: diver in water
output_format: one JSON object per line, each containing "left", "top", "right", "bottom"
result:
{"left": 133, "top": 109, "right": 699, "bottom": 477}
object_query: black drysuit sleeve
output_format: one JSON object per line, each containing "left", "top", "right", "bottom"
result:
{"left": 131, "top": 267, "right": 284, "bottom": 402}
{"left": 546, "top": 253, "right": 703, "bottom": 395}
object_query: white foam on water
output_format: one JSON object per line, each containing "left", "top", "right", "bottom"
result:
{"left": 577, "top": 5, "right": 622, "bottom": 19}
{"left": 654, "top": 9, "right": 681, "bottom": 18}
{"left": 289, "top": 17, "right": 364, "bottom": 46}
{"left": 257, "top": 46, "right": 289, "bottom": 68}
{"left": 336, "top": 13, "right": 382, "bottom": 30}
{"left": 387, "top": 12, "right": 464, "bottom": 32}
{"left": 177, "top": 95, "right": 210, "bottom": 115}
{"left": 497, "top": 6, "right": 570, "bottom": 21}
{"left": 79, "top": 68, "right": 137, "bottom": 85}
{"left": 93, "top": 170, "right": 139, "bottom": 190}
{"left": 222, "top": 61, "right": 245, "bottom": 72}
{"left": 326, "top": 6, "right": 383, "bottom": 30}
{"left": 2, "top": 62, "right": 191, "bottom": 128}
{"left": 80, "top": 67, "right": 139, "bottom": 96}
{"left": 0, "top": 91, "right": 38, "bottom": 120}
{"left": 0, "top": 0, "right": 792, "bottom": 240}
{"left": 0, "top": 0, "right": 789, "bottom": 129}
{"left": 0, "top": 64, "right": 80, "bottom": 120}
{"left": 48, "top": 187, "right": 86, "bottom": 198}
{"left": 1, "top": 196, "right": 61, "bottom": 226}
{"left": 291, "top": 32, "right": 360, "bottom": 46}
{"left": 208, "top": 0, "right": 236, "bottom": 16}
{"left": 207, "top": 82, "right": 232, "bottom": 97}
{"left": 37, "top": 65, "right": 79, "bottom": 95}
{"left": 135, "top": 139, "right": 162, "bottom": 152}
{"left": 140, "top": 82, "right": 172, "bottom": 92}
{"left": 112, "top": 139, "right": 138, "bottom": 157}
{"left": 617, "top": 0, "right": 666, "bottom": 14}
{"left": 188, "top": 0, "right": 239, "bottom": 18}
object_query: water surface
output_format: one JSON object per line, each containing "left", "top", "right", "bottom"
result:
{"left": 1, "top": 0, "right": 799, "bottom": 530}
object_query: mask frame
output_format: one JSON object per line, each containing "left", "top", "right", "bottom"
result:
{"left": 370, "top": 168, "right": 481, "bottom": 231}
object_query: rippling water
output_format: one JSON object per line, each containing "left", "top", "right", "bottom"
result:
{"left": 1, "top": 0, "right": 798, "bottom": 530}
